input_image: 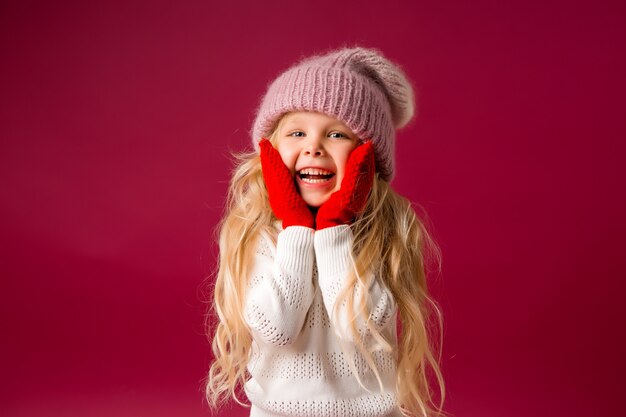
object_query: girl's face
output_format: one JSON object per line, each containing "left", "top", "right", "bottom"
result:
{"left": 273, "top": 111, "right": 359, "bottom": 208}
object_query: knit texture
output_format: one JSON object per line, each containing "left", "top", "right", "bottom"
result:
{"left": 243, "top": 225, "right": 400, "bottom": 417}
{"left": 259, "top": 138, "right": 314, "bottom": 229}
{"left": 251, "top": 46, "right": 415, "bottom": 181}
{"left": 316, "top": 141, "right": 376, "bottom": 230}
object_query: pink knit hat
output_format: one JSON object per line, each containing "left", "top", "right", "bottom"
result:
{"left": 250, "top": 46, "right": 415, "bottom": 181}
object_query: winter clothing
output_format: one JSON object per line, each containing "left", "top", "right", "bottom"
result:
{"left": 250, "top": 46, "right": 415, "bottom": 181}
{"left": 315, "top": 141, "right": 375, "bottom": 230}
{"left": 259, "top": 138, "right": 315, "bottom": 229}
{"left": 243, "top": 224, "right": 400, "bottom": 417}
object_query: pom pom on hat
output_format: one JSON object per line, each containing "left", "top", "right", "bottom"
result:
{"left": 251, "top": 46, "right": 415, "bottom": 181}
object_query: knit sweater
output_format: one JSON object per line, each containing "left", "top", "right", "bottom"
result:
{"left": 243, "top": 224, "right": 402, "bottom": 417}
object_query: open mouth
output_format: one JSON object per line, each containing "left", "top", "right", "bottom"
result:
{"left": 297, "top": 168, "right": 335, "bottom": 184}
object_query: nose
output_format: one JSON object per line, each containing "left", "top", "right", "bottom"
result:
{"left": 302, "top": 135, "right": 325, "bottom": 157}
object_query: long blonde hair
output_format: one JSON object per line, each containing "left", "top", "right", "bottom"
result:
{"left": 203, "top": 126, "right": 447, "bottom": 417}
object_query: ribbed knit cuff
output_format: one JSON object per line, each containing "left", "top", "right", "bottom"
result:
{"left": 276, "top": 226, "right": 315, "bottom": 273}
{"left": 313, "top": 224, "right": 353, "bottom": 278}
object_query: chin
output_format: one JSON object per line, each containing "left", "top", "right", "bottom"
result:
{"left": 302, "top": 194, "right": 330, "bottom": 208}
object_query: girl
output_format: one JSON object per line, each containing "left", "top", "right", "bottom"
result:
{"left": 204, "top": 46, "right": 446, "bottom": 417}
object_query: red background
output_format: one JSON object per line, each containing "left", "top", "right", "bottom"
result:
{"left": 1, "top": 1, "right": 625, "bottom": 416}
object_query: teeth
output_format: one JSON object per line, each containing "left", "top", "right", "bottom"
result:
{"left": 298, "top": 168, "right": 333, "bottom": 175}
{"left": 301, "top": 177, "right": 330, "bottom": 183}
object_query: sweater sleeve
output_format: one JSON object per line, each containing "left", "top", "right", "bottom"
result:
{"left": 314, "top": 225, "right": 397, "bottom": 344}
{"left": 244, "top": 226, "right": 316, "bottom": 347}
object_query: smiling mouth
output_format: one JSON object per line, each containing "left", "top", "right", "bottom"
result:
{"left": 298, "top": 168, "right": 335, "bottom": 184}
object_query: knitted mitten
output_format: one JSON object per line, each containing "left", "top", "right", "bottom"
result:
{"left": 259, "top": 138, "right": 315, "bottom": 229}
{"left": 316, "top": 141, "right": 376, "bottom": 230}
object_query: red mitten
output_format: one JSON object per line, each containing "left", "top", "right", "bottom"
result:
{"left": 316, "top": 141, "right": 376, "bottom": 230}
{"left": 259, "top": 138, "right": 314, "bottom": 229}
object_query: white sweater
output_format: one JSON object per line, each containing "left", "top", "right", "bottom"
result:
{"left": 243, "top": 224, "right": 402, "bottom": 417}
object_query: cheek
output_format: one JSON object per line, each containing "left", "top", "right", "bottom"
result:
{"left": 334, "top": 149, "right": 355, "bottom": 180}
{"left": 277, "top": 145, "right": 298, "bottom": 173}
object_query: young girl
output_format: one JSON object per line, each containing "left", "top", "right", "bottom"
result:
{"left": 204, "top": 46, "right": 445, "bottom": 417}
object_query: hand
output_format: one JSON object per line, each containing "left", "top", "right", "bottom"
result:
{"left": 316, "top": 141, "right": 376, "bottom": 230}
{"left": 259, "top": 138, "right": 315, "bottom": 229}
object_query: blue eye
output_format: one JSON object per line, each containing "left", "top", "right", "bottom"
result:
{"left": 288, "top": 131, "right": 305, "bottom": 137}
{"left": 329, "top": 132, "right": 348, "bottom": 139}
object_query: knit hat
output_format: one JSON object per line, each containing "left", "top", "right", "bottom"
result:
{"left": 250, "top": 46, "right": 415, "bottom": 181}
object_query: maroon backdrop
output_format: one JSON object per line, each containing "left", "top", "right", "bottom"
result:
{"left": 1, "top": 1, "right": 624, "bottom": 416}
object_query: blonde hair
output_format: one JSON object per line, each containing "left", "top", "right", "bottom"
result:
{"left": 202, "top": 118, "right": 447, "bottom": 417}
